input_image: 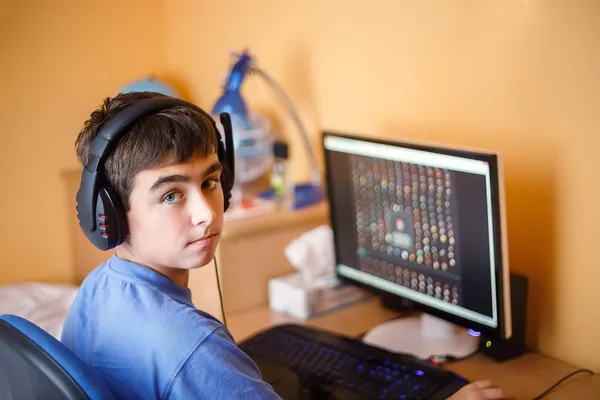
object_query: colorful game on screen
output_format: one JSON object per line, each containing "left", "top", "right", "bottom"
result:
{"left": 350, "top": 154, "right": 462, "bottom": 306}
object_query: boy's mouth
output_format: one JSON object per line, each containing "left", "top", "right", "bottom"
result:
{"left": 187, "top": 233, "right": 219, "bottom": 246}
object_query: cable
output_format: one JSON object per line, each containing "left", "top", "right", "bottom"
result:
{"left": 428, "top": 350, "right": 479, "bottom": 366}
{"left": 531, "top": 369, "right": 594, "bottom": 400}
{"left": 213, "top": 256, "right": 228, "bottom": 328}
{"left": 250, "top": 66, "right": 321, "bottom": 187}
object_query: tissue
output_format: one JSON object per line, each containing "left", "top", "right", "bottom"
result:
{"left": 284, "top": 225, "right": 335, "bottom": 284}
{"left": 268, "top": 225, "right": 372, "bottom": 319}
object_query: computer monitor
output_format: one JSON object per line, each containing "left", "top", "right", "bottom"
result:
{"left": 322, "top": 131, "right": 512, "bottom": 359}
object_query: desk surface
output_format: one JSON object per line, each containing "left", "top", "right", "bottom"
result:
{"left": 228, "top": 298, "right": 600, "bottom": 400}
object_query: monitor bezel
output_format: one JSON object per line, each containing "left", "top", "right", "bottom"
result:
{"left": 321, "top": 130, "right": 512, "bottom": 340}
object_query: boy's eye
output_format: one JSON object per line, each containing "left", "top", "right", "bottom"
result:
{"left": 163, "top": 192, "right": 183, "bottom": 204}
{"left": 202, "top": 178, "right": 220, "bottom": 191}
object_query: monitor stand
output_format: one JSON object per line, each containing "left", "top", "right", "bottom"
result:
{"left": 362, "top": 313, "right": 479, "bottom": 360}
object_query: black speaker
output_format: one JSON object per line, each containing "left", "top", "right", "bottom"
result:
{"left": 478, "top": 273, "right": 528, "bottom": 361}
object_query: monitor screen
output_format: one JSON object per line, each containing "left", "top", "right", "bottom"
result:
{"left": 323, "top": 132, "right": 511, "bottom": 338}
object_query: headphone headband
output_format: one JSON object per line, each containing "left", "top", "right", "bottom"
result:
{"left": 76, "top": 96, "right": 235, "bottom": 250}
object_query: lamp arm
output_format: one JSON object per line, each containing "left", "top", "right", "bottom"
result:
{"left": 251, "top": 66, "right": 321, "bottom": 187}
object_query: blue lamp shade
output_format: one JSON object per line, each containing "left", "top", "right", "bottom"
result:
{"left": 212, "top": 90, "right": 251, "bottom": 130}
{"left": 211, "top": 51, "right": 254, "bottom": 130}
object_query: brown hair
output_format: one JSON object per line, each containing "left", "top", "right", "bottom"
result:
{"left": 75, "top": 91, "right": 219, "bottom": 210}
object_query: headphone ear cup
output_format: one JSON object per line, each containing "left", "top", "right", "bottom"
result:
{"left": 218, "top": 141, "right": 233, "bottom": 212}
{"left": 86, "top": 187, "right": 128, "bottom": 251}
{"left": 221, "top": 164, "right": 233, "bottom": 212}
{"left": 218, "top": 138, "right": 233, "bottom": 212}
{"left": 214, "top": 112, "right": 235, "bottom": 212}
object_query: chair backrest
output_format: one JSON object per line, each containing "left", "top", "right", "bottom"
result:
{"left": 0, "top": 314, "right": 117, "bottom": 400}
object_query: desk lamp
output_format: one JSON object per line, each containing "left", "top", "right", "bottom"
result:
{"left": 212, "top": 49, "right": 322, "bottom": 210}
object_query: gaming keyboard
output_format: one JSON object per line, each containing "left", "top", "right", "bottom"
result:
{"left": 238, "top": 324, "right": 469, "bottom": 399}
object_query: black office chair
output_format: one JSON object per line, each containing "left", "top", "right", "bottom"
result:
{"left": 0, "top": 314, "right": 117, "bottom": 400}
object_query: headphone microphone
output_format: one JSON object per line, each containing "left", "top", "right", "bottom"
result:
{"left": 76, "top": 96, "right": 235, "bottom": 252}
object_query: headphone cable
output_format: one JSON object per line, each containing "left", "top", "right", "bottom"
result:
{"left": 531, "top": 368, "right": 594, "bottom": 399}
{"left": 213, "top": 256, "right": 228, "bottom": 328}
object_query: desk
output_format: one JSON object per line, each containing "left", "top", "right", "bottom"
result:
{"left": 228, "top": 298, "right": 600, "bottom": 400}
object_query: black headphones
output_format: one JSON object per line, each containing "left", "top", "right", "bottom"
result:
{"left": 76, "top": 96, "right": 235, "bottom": 251}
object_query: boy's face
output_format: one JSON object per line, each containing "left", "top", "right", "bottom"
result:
{"left": 124, "top": 151, "right": 224, "bottom": 271}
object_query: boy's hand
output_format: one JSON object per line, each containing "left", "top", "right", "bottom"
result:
{"left": 448, "top": 380, "right": 508, "bottom": 399}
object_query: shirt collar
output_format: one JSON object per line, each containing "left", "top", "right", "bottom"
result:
{"left": 107, "top": 254, "right": 193, "bottom": 307}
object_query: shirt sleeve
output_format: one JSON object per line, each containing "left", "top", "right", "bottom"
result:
{"left": 164, "top": 327, "right": 282, "bottom": 400}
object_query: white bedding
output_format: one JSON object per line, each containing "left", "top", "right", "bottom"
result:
{"left": 0, "top": 282, "right": 79, "bottom": 339}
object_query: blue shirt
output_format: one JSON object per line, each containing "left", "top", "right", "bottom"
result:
{"left": 61, "top": 254, "right": 281, "bottom": 400}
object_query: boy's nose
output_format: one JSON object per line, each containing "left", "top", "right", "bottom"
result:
{"left": 190, "top": 193, "right": 216, "bottom": 226}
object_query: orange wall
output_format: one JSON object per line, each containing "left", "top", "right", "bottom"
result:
{"left": 0, "top": 0, "right": 166, "bottom": 283}
{"left": 163, "top": 1, "right": 600, "bottom": 370}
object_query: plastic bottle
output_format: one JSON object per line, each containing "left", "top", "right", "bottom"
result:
{"left": 271, "top": 141, "right": 294, "bottom": 209}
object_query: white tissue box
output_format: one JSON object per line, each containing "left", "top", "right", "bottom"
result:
{"left": 268, "top": 272, "right": 373, "bottom": 319}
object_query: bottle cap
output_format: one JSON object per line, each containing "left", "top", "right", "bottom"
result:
{"left": 273, "top": 141, "right": 289, "bottom": 159}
